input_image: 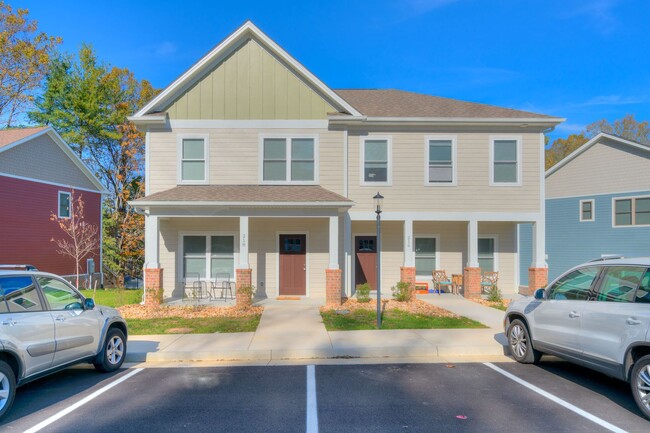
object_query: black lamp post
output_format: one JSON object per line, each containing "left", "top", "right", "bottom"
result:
{"left": 374, "top": 192, "right": 384, "bottom": 329}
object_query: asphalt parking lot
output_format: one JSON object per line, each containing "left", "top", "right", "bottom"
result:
{"left": 2, "top": 361, "right": 649, "bottom": 433}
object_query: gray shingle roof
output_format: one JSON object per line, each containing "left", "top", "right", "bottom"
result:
{"left": 133, "top": 185, "right": 353, "bottom": 205}
{"left": 335, "top": 89, "right": 557, "bottom": 119}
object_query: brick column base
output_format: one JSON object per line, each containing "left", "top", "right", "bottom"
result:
{"left": 463, "top": 267, "right": 482, "bottom": 299}
{"left": 326, "top": 268, "right": 342, "bottom": 307}
{"left": 400, "top": 267, "right": 416, "bottom": 285}
{"left": 144, "top": 268, "right": 163, "bottom": 306}
{"left": 236, "top": 268, "right": 253, "bottom": 307}
{"left": 527, "top": 267, "right": 548, "bottom": 296}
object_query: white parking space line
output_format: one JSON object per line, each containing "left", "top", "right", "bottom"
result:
{"left": 306, "top": 365, "right": 318, "bottom": 433}
{"left": 484, "top": 363, "right": 628, "bottom": 433}
{"left": 23, "top": 368, "right": 144, "bottom": 433}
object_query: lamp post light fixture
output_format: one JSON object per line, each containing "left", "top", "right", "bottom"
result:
{"left": 374, "top": 192, "right": 384, "bottom": 329}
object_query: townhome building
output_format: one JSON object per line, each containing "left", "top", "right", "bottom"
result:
{"left": 129, "top": 21, "right": 564, "bottom": 305}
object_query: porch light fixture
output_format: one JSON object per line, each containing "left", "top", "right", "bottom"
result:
{"left": 374, "top": 192, "right": 384, "bottom": 329}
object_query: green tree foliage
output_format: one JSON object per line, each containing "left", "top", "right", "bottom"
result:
{"left": 546, "top": 114, "right": 650, "bottom": 169}
{"left": 30, "top": 45, "right": 158, "bottom": 280}
{"left": 0, "top": 2, "right": 61, "bottom": 127}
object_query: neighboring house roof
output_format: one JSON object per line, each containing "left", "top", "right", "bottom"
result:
{"left": 335, "top": 89, "right": 556, "bottom": 120}
{"left": 0, "top": 126, "right": 108, "bottom": 193}
{"left": 546, "top": 132, "right": 650, "bottom": 178}
{"left": 131, "top": 185, "right": 354, "bottom": 207}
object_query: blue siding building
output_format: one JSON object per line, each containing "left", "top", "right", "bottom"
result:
{"left": 519, "top": 133, "right": 650, "bottom": 288}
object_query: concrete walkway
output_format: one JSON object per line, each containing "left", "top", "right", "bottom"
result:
{"left": 126, "top": 294, "right": 514, "bottom": 364}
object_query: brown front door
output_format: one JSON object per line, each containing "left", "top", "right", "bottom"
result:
{"left": 279, "top": 234, "right": 307, "bottom": 296}
{"left": 355, "top": 236, "right": 377, "bottom": 290}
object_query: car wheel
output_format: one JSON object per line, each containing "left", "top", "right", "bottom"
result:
{"left": 94, "top": 328, "right": 126, "bottom": 373}
{"left": 0, "top": 360, "right": 16, "bottom": 420}
{"left": 507, "top": 319, "right": 542, "bottom": 364}
{"left": 631, "top": 354, "right": 650, "bottom": 420}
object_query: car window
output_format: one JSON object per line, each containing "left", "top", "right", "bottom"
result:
{"left": 0, "top": 276, "right": 44, "bottom": 313}
{"left": 596, "top": 266, "right": 644, "bottom": 303}
{"left": 38, "top": 277, "right": 83, "bottom": 310}
{"left": 636, "top": 270, "right": 650, "bottom": 304}
{"left": 548, "top": 266, "right": 599, "bottom": 301}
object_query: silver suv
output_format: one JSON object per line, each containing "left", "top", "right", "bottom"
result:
{"left": 505, "top": 257, "right": 650, "bottom": 419}
{"left": 0, "top": 270, "right": 128, "bottom": 419}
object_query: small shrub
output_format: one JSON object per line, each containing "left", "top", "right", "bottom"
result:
{"left": 238, "top": 285, "right": 256, "bottom": 302}
{"left": 391, "top": 281, "right": 414, "bottom": 302}
{"left": 486, "top": 285, "right": 503, "bottom": 303}
{"left": 355, "top": 283, "right": 371, "bottom": 303}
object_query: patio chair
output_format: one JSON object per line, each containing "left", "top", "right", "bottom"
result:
{"left": 451, "top": 274, "right": 463, "bottom": 295}
{"left": 211, "top": 273, "right": 234, "bottom": 300}
{"left": 182, "top": 273, "right": 208, "bottom": 301}
{"left": 481, "top": 271, "right": 499, "bottom": 294}
{"left": 432, "top": 270, "right": 453, "bottom": 295}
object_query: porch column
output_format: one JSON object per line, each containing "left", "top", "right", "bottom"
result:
{"left": 326, "top": 215, "right": 342, "bottom": 306}
{"left": 463, "top": 219, "right": 481, "bottom": 299}
{"left": 343, "top": 213, "right": 352, "bottom": 296}
{"left": 528, "top": 220, "right": 548, "bottom": 295}
{"left": 400, "top": 219, "right": 416, "bottom": 285}
{"left": 239, "top": 216, "right": 249, "bottom": 269}
{"left": 144, "top": 215, "right": 162, "bottom": 306}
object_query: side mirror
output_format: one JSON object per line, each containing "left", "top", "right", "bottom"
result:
{"left": 84, "top": 298, "right": 95, "bottom": 310}
{"left": 534, "top": 288, "right": 546, "bottom": 300}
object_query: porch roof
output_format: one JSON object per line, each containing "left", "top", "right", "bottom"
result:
{"left": 130, "top": 185, "right": 354, "bottom": 208}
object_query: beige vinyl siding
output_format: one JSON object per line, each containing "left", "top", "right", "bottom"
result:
{"left": 148, "top": 128, "right": 344, "bottom": 195}
{"left": 0, "top": 134, "right": 98, "bottom": 191}
{"left": 546, "top": 138, "right": 650, "bottom": 199}
{"left": 347, "top": 129, "right": 542, "bottom": 213}
{"left": 164, "top": 39, "right": 336, "bottom": 120}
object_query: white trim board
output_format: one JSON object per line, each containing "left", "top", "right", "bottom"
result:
{"left": 348, "top": 211, "right": 542, "bottom": 222}
{"left": 170, "top": 120, "right": 329, "bottom": 129}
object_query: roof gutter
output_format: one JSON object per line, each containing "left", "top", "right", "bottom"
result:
{"left": 129, "top": 200, "right": 354, "bottom": 209}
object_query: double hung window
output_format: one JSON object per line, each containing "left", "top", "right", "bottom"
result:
{"left": 614, "top": 197, "right": 650, "bottom": 226}
{"left": 362, "top": 138, "right": 390, "bottom": 184}
{"left": 179, "top": 136, "right": 208, "bottom": 183}
{"left": 182, "top": 235, "right": 235, "bottom": 280}
{"left": 427, "top": 139, "right": 454, "bottom": 184}
{"left": 491, "top": 138, "right": 520, "bottom": 185}
{"left": 262, "top": 137, "right": 315, "bottom": 183}
{"left": 414, "top": 237, "right": 437, "bottom": 275}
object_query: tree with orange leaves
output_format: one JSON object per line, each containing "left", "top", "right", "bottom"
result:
{"left": 50, "top": 192, "right": 100, "bottom": 289}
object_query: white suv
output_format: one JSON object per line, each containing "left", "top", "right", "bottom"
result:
{"left": 0, "top": 270, "right": 128, "bottom": 420}
{"left": 505, "top": 257, "right": 650, "bottom": 419}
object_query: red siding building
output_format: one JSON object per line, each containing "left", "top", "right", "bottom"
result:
{"left": 0, "top": 127, "right": 106, "bottom": 277}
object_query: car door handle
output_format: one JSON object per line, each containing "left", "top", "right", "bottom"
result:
{"left": 569, "top": 311, "right": 580, "bottom": 318}
{"left": 1, "top": 319, "right": 17, "bottom": 326}
{"left": 55, "top": 316, "right": 66, "bottom": 322}
{"left": 626, "top": 317, "right": 642, "bottom": 326}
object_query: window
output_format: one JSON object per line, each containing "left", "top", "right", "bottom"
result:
{"left": 261, "top": 137, "right": 316, "bottom": 183}
{"left": 179, "top": 136, "right": 207, "bottom": 183}
{"left": 596, "top": 266, "right": 645, "bottom": 303}
{"left": 580, "top": 200, "right": 594, "bottom": 222}
{"left": 636, "top": 270, "right": 650, "bottom": 303}
{"left": 0, "top": 276, "right": 43, "bottom": 312}
{"left": 362, "top": 138, "right": 390, "bottom": 184}
{"left": 183, "top": 235, "right": 235, "bottom": 280}
{"left": 415, "top": 237, "right": 437, "bottom": 275}
{"left": 548, "top": 266, "right": 599, "bottom": 300}
{"left": 58, "top": 191, "right": 71, "bottom": 218}
{"left": 478, "top": 238, "right": 495, "bottom": 272}
{"left": 491, "top": 138, "right": 520, "bottom": 185}
{"left": 38, "top": 277, "right": 83, "bottom": 310}
{"left": 614, "top": 196, "right": 650, "bottom": 226}
{"left": 426, "top": 138, "right": 455, "bottom": 184}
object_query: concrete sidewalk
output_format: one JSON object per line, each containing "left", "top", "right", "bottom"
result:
{"left": 126, "top": 294, "right": 513, "bottom": 364}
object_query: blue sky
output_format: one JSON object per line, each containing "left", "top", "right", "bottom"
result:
{"left": 19, "top": 0, "right": 650, "bottom": 140}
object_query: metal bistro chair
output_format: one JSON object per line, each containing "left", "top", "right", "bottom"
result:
{"left": 481, "top": 271, "right": 499, "bottom": 294}
{"left": 432, "top": 270, "right": 453, "bottom": 295}
{"left": 211, "top": 273, "right": 234, "bottom": 301}
{"left": 183, "top": 273, "right": 208, "bottom": 301}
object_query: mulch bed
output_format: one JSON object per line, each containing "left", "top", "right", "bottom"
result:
{"left": 471, "top": 298, "right": 512, "bottom": 309}
{"left": 320, "top": 298, "right": 459, "bottom": 318}
{"left": 118, "top": 304, "right": 263, "bottom": 319}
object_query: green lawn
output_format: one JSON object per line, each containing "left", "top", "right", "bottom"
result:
{"left": 126, "top": 315, "right": 261, "bottom": 335}
{"left": 321, "top": 308, "right": 487, "bottom": 331}
{"left": 80, "top": 288, "right": 143, "bottom": 308}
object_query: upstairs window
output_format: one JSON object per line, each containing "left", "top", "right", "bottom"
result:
{"left": 491, "top": 138, "right": 520, "bottom": 185}
{"left": 614, "top": 197, "right": 650, "bottom": 226}
{"left": 58, "top": 191, "right": 71, "bottom": 218}
{"left": 426, "top": 138, "right": 455, "bottom": 184}
{"left": 179, "top": 136, "right": 208, "bottom": 183}
{"left": 262, "top": 137, "right": 315, "bottom": 183}
{"left": 362, "top": 138, "right": 390, "bottom": 184}
{"left": 580, "top": 199, "right": 594, "bottom": 222}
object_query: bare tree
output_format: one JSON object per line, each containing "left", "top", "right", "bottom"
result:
{"left": 50, "top": 192, "right": 99, "bottom": 288}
